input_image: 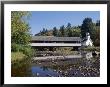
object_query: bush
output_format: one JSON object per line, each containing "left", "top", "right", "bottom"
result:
{"left": 21, "top": 46, "right": 35, "bottom": 57}
{"left": 11, "top": 52, "right": 26, "bottom": 62}
{"left": 11, "top": 43, "right": 23, "bottom": 52}
{"left": 11, "top": 43, "right": 35, "bottom": 57}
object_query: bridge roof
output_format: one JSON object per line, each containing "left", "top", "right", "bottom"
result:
{"left": 31, "top": 36, "right": 81, "bottom": 42}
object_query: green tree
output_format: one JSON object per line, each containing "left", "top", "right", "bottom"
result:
{"left": 11, "top": 11, "right": 31, "bottom": 45}
{"left": 66, "top": 23, "right": 72, "bottom": 37}
{"left": 68, "top": 29, "right": 73, "bottom": 37}
{"left": 91, "top": 26, "right": 100, "bottom": 46}
{"left": 45, "top": 29, "right": 49, "bottom": 36}
{"left": 53, "top": 27, "right": 58, "bottom": 36}
{"left": 81, "top": 18, "right": 94, "bottom": 38}
{"left": 72, "top": 28, "right": 81, "bottom": 37}
{"left": 41, "top": 28, "right": 46, "bottom": 35}
{"left": 11, "top": 11, "right": 35, "bottom": 57}
{"left": 59, "top": 25, "right": 65, "bottom": 37}
{"left": 81, "top": 18, "right": 100, "bottom": 46}
{"left": 96, "top": 20, "right": 100, "bottom": 26}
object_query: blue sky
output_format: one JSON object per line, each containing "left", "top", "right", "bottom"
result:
{"left": 29, "top": 11, "right": 100, "bottom": 35}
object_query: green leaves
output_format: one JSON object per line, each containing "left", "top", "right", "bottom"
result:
{"left": 11, "top": 11, "right": 34, "bottom": 58}
{"left": 11, "top": 11, "right": 31, "bottom": 45}
{"left": 53, "top": 27, "right": 58, "bottom": 36}
{"left": 81, "top": 17, "right": 100, "bottom": 46}
{"left": 81, "top": 18, "right": 94, "bottom": 38}
{"left": 35, "top": 23, "right": 81, "bottom": 37}
{"left": 59, "top": 25, "right": 65, "bottom": 37}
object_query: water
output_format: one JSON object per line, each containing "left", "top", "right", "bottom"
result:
{"left": 11, "top": 53, "right": 100, "bottom": 77}
{"left": 30, "top": 57, "right": 100, "bottom": 77}
{"left": 31, "top": 66, "right": 59, "bottom": 77}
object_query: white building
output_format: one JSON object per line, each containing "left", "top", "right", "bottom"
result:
{"left": 81, "top": 32, "right": 93, "bottom": 46}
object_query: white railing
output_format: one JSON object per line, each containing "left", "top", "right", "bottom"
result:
{"left": 30, "top": 43, "right": 81, "bottom": 46}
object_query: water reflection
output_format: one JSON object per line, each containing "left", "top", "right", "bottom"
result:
{"left": 31, "top": 66, "right": 59, "bottom": 77}
{"left": 31, "top": 56, "right": 100, "bottom": 77}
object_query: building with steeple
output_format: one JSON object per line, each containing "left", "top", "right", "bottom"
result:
{"left": 81, "top": 32, "right": 93, "bottom": 46}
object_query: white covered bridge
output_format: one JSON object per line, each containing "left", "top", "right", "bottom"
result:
{"left": 30, "top": 36, "right": 81, "bottom": 47}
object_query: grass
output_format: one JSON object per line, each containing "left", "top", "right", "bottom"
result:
{"left": 11, "top": 52, "right": 27, "bottom": 63}
{"left": 80, "top": 46, "right": 100, "bottom": 52}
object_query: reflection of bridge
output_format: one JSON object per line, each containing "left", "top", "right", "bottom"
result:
{"left": 30, "top": 36, "right": 81, "bottom": 47}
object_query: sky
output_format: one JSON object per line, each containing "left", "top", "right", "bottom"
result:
{"left": 29, "top": 11, "right": 100, "bottom": 35}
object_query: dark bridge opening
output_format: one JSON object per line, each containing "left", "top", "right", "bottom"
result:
{"left": 32, "top": 46, "right": 80, "bottom": 51}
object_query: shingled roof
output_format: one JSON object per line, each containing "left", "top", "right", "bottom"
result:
{"left": 31, "top": 36, "right": 81, "bottom": 42}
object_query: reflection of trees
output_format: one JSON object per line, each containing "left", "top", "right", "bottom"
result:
{"left": 41, "top": 66, "right": 48, "bottom": 71}
{"left": 11, "top": 61, "right": 30, "bottom": 76}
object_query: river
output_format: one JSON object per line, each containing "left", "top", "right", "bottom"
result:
{"left": 11, "top": 52, "right": 100, "bottom": 77}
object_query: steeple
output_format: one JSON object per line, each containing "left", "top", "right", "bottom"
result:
{"left": 86, "top": 32, "right": 90, "bottom": 40}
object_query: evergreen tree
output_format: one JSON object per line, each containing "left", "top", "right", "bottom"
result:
{"left": 66, "top": 23, "right": 72, "bottom": 37}
{"left": 59, "top": 25, "right": 65, "bottom": 37}
{"left": 81, "top": 17, "right": 94, "bottom": 38}
{"left": 96, "top": 20, "right": 100, "bottom": 26}
{"left": 42, "top": 28, "right": 46, "bottom": 35}
{"left": 53, "top": 27, "right": 58, "bottom": 36}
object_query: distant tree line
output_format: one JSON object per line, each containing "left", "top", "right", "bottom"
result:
{"left": 35, "top": 17, "right": 100, "bottom": 46}
{"left": 35, "top": 23, "right": 81, "bottom": 37}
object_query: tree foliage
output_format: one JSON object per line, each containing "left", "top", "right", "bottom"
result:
{"left": 81, "top": 18, "right": 94, "bottom": 38}
{"left": 81, "top": 18, "right": 100, "bottom": 46}
{"left": 11, "top": 11, "right": 34, "bottom": 57}
{"left": 66, "top": 23, "right": 72, "bottom": 37}
{"left": 35, "top": 23, "right": 81, "bottom": 37}
{"left": 11, "top": 11, "right": 31, "bottom": 45}
{"left": 53, "top": 27, "right": 58, "bottom": 36}
{"left": 96, "top": 20, "right": 100, "bottom": 26}
{"left": 59, "top": 25, "right": 65, "bottom": 37}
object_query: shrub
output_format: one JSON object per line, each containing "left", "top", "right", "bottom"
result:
{"left": 11, "top": 43, "right": 23, "bottom": 52}
{"left": 11, "top": 43, "right": 35, "bottom": 57}
{"left": 11, "top": 52, "right": 26, "bottom": 62}
{"left": 21, "top": 46, "right": 35, "bottom": 57}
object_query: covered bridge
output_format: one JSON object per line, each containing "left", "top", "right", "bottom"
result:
{"left": 30, "top": 36, "right": 82, "bottom": 47}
